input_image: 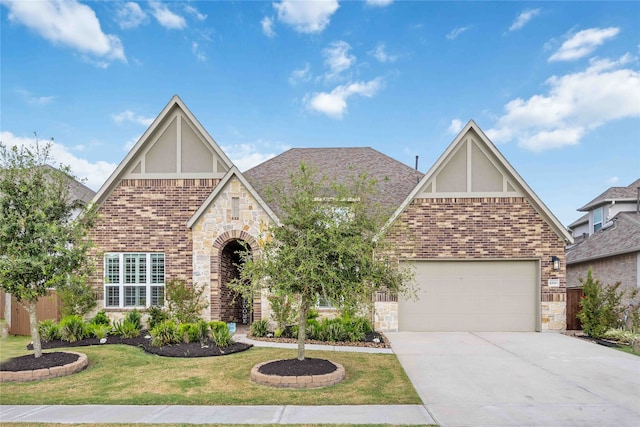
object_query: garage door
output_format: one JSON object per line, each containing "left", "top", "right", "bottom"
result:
{"left": 399, "top": 260, "right": 538, "bottom": 332}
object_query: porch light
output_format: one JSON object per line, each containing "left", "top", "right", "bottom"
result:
{"left": 551, "top": 256, "right": 560, "bottom": 271}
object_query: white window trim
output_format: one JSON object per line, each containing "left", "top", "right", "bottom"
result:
{"left": 104, "top": 253, "right": 165, "bottom": 308}
{"left": 593, "top": 207, "right": 603, "bottom": 233}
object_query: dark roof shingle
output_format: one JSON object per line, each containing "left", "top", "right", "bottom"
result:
{"left": 578, "top": 178, "right": 640, "bottom": 211}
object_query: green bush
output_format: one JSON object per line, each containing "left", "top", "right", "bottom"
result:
{"left": 578, "top": 269, "right": 625, "bottom": 339}
{"left": 307, "top": 308, "right": 319, "bottom": 320}
{"left": 603, "top": 328, "right": 640, "bottom": 345}
{"left": 57, "top": 277, "right": 97, "bottom": 317}
{"left": 165, "top": 279, "right": 208, "bottom": 324}
{"left": 90, "top": 310, "right": 110, "bottom": 326}
{"left": 113, "top": 319, "right": 141, "bottom": 338}
{"left": 150, "top": 320, "right": 181, "bottom": 347}
{"left": 250, "top": 319, "right": 269, "bottom": 337}
{"left": 59, "top": 315, "right": 88, "bottom": 342}
{"left": 211, "top": 324, "right": 233, "bottom": 347}
{"left": 89, "top": 323, "right": 112, "bottom": 339}
{"left": 268, "top": 292, "right": 296, "bottom": 333}
{"left": 39, "top": 319, "right": 61, "bottom": 342}
{"left": 124, "top": 308, "right": 142, "bottom": 330}
{"left": 146, "top": 305, "right": 169, "bottom": 330}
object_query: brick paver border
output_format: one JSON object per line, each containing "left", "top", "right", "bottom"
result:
{"left": 251, "top": 359, "right": 345, "bottom": 388}
{"left": 0, "top": 351, "right": 88, "bottom": 383}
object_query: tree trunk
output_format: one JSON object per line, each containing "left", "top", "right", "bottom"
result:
{"left": 27, "top": 300, "right": 42, "bottom": 358}
{"left": 2, "top": 293, "right": 11, "bottom": 338}
{"left": 297, "top": 300, "right": 309, "bottom": 361}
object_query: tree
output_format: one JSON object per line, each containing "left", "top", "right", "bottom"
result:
{"left": 578, "top": 268, "right": 625, "bottom": 339}
{"left": 231, "top": 164, "right": 413, "bottom": 360}
{"left": 0, "top": 141, "right": 96, "bottom": 358}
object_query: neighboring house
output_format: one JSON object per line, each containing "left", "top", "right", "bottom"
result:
{"left": 88, "top": 95, "right": 573, "bottom": 332}
{"left": 566, "top": 179, "right": 640, "bottom": 306}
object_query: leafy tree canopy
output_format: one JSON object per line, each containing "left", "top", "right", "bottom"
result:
{"left": 0, "top": 141, "right": 96, "bottom": 357}
{"left": 231, "top": 164, "right": 414, "bottom": 360}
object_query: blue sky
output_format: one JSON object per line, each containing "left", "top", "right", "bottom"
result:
{"left": 1, "top": 0, "right": 639, "bottom": 227}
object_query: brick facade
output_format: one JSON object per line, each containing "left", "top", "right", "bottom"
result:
{"left": 89, "top": 178, "right": 219, "bottom": 312}
{"left": 385, "top": 196, "right": 567, "bottom": 330}
{"left": 567, "top": 252, "right": 639, "bottom": 305}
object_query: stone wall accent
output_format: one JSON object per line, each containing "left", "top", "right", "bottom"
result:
{"left": 191, "top": 176, "right": 272, "bottom": 321}
{"left": 374, "top": 301, "right": 398, "bottom": 332}
{"left": 251, "top": 360, "right": 345, "bottom": 388}
{"left": 385, "top": 197, "right": 568, "bottom": 331}
{"left": 89, "top": 179, "right": 219, "bottom": 313}
{"left": 1, "top": 351, "right": 88, "bottom": 382}
{"left": 567, "top": 252, "right": 639, "bottom": 305}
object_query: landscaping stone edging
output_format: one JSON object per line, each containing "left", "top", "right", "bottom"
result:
{"left": 251, "top": 359, "right": 346, "bottom": 389}
{"left": 0, "top": 351, "right": 88, "bottom": 383}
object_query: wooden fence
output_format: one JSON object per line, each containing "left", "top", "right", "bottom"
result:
{"left": 0, "top": 290, "right": 61, "bottom": 336}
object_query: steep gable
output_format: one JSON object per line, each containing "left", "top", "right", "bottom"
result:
{"left": 93, "top": 95, "right": 233, "bottom": 205}
{"left": 387, "top": 120, "right": 573, "bottom": 243}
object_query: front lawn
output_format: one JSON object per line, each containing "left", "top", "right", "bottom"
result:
{"left": 0, "top": 336, "right": 420, "bottom": 405}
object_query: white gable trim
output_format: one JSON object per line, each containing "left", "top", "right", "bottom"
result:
{"left": 187, "top": 166, "right": 280, "bottom": 229}
{"left": 383, "top": 120, "right": 574, "bottom": 243}
{"left": 92, "top": 95, "right": 234, "bottom": 206}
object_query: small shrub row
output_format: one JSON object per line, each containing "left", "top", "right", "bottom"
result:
{"left": 38, "top": 309, "right": 143, "bottom": 342}
{"left": 149, "top": 320, "right": 233, "bottom": 348}
{"left": 251, "top": 314, "right": 372, "bottom": 343}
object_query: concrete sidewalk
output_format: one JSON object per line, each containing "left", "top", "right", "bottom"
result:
{"left": 0, "top": 405, "right": 435, "bottom": 425}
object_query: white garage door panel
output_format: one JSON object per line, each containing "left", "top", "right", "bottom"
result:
{"left": 399, "top": 260, "right": 538, "bottom": 332}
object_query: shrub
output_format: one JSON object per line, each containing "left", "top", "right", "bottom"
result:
{"left": 165, "top": 279, "right": 208, "bottom": 324}
{"left": 113, "top": 319, "right": 141, "bottom": 338}
{"left": 307, "top": 308, "right": 319, "bottom": 320}
{"left": 39, "top": 319, "right": 61, "bottom": 342}
{"left": 211, "top": 324, "right": 233, "bottom": 347}
{"left": 150, "top": 320, "right": 181, "bottom": 347}
{"left": 89, "top": 323, "right": 112, "bottom": 339}
{"left": 57, "top": 277, "right": 97, "bottom": 317}
{"left": 59, "top": 315, "right": 88, "bottom": 342}
{"left": 146, "top": 305, "right": 169, "bottom": 330}
{"left": 250, "top": 319, "right": 269, "bottom": 337}
{"left": 603, "top": 328, "right": 640, "bottom": 345}
{"left": 578, "top": 269, "right": 625, "bottom": 339}
{"left": 90, "top": 310, "right": 110, "bottom": 326}
{"left": 343, "top": 316, "right": 372, "bottom": 342}
{"left": 124, "top": 308, "right": 142, "bottom": 330}
{"left": 268, "top": 292, "right": 296, "bottom": 334}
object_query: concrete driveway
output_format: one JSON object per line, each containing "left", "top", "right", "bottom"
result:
{"left": 386, "top": 332, "right": 640, "bottom": 427}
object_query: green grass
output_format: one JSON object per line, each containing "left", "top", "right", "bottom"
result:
{"left": 0, "top": 336, "right": 421, "bottom": 406}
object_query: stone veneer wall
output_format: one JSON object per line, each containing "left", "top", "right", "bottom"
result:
{"left": 567, "top": 252, "right": 639, "bottom": 305}
{"left": 384, "top": 197, "right": 568, "bottom": 331}
{"left": 89, "top": 179, "right": 219, "bottom": 313}
{"left": 191, "top": 176, "right": 272, "bottom": 321}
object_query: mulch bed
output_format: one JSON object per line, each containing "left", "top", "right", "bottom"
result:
{"left": 258, "top": 357, "right": 337, "bottom": 376}
{"left": 0, "top": 352, "right": 79, "bottom": 372}
{"left": 251, "top": 331, "right": 390, "bottom": 348}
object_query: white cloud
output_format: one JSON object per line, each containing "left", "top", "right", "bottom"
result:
{"left": 446, "top": 26, "right": 469, "bottom": 40}
{"left": 369, "top": 42, "right": 398, "bottom": 63}
{"left": 0, "top": 131, "right": 117, "bottom": 191}
{"left": 16, "top": 89, "right": 54, "bottom": 106}
{"left": 273, "top": 0, "right": 339, "bottom": 34}
{"left": 222, "top": 141, "right": 290, "bottom": 171}
{"left": 365, "top": 0, "right": 393, "bottom": 6}
{"left": 149, "top": 1, "right": 186, "bottom": 30}
{"left": 509, "top": 8, "right": 540, "bottom": 31}
{"left": 487, "top": 54, "right": 640, "bottom": 151}
{"left": 116, "top": 2, "right": 147, "bottom": 29}
{"left": 549, "top": 27, "right": 620, "bottom": 62}
{"left": 261, "top": 16, "right": 276, "bottom": 38}
{"left": 289, "top": 63, "right": 311, "bottom": 85}
{"left": 2, "top": 0, "right": 126, "bottom": 64}
{"left": 323, "top": 40, "right": 355, "bottom": 81}
{"left": 112, "top": 110, "right": 154, "bottom": 127}
{"left": 607, "top": 176, "right": 619, "bottom": 185}
{"left": 448, "top": 119, "right": 463, "bottom": 134}
{"left": 192, "top": 42, "right": 206, "bottom": 62}
{"left": 305, "top": 78, "right": 383, "bottom": 119}
{"left": 184, "top": 5, "right": 206, "bottom": 21}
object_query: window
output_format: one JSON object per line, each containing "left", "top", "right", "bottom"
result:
{"left": 231, "top": 197, "right": 240, "bottom": 220}
{"left": 593, "top": 207, "right": 603, "bottom": 233}
{"left": 104, "top": 253, "right": 165, "bottom": 308}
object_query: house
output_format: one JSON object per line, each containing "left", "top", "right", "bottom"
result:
{"left": 566, "top": 179, "right": 640, "bottom": 307}
{"left": 88, "top": 95, "right": 573, "bottom": 332}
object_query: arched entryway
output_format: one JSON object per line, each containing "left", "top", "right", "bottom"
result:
{"left": 218, "top": 239, "right": 252, "bottom": 324}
